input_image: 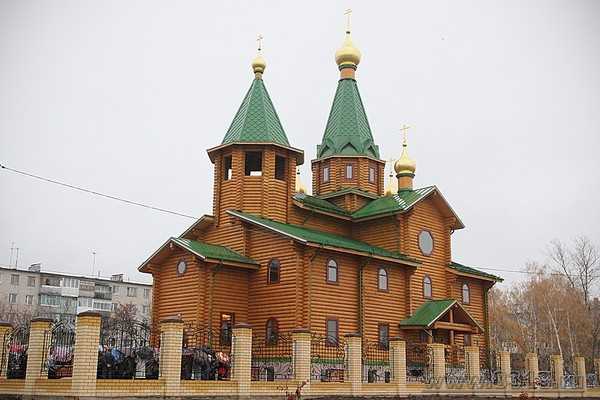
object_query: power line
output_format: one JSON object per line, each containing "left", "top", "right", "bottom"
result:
{"left": 0, "top": 163, "right": 197, "bottom": 220}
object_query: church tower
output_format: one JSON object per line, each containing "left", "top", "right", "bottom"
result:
{"left": 207, "top": 42, "right": 304, "bottom": 225}
{"left": 311, "top": 19, "right": 385, "bottom": 212}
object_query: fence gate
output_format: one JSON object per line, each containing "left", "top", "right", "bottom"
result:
{"left": 181, "top": 325, "right": 231, "bottom": 381}
{"left": 310, "top": 334, "right": 346, "bottom": 382}
{"left": 41, "top": 321, "right": 75, "bottom": 379}
{"left": 445, "top": 345, "right": 469, "bottom": 384}
{"left": 361, "top": 339, "right": 390, "bottom": 383}
{"left": 480, "top": 350, "right": 501, "bottom": 385}
{"left": 405, "top": 343, "right": 432, "bottom": 384}
{"left": 251, "top": 333, "right": 293, "bottom": 381}
{"left": 97, "top": 319, "right": 159, "bottom": 380}
{"left": 0, "top": 325, "right": 29, "bottom": 379}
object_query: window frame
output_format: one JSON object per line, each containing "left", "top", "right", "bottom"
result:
{"left": 378, "top": 323, "right": 390, "bottom": 349}
{"left": 267, "top": 259, "right": 281, "bottom": 284}
{"left": 368, "top": 164, "right": 377, "bottom": 183}
{"left": 464, "top": 333, "right": 472, "bottom": 346}
{"left": 223, "top": 154, "right": 233, "bottom": 181}
{"left": 8, "top": 293, "right": 17, "bottom": 304}
{"left": 377, "top": 267, "right": 389, "bottom": 292}
{"left": 244, "top": 151, "right": 263, "bottom": 176}
{"left": 27, "top": 276, "right": 36, "bottom": 287}
{"left": 423, "top": 275, "right": 433, "bottom": 299}
{"left": 344, "top": 163, "right": 354, "bottom": 180}
{"left": 265, "top": 318, "right": 279, "bottom": 346}
{"left": 323, "top": 164, "right": 330, "bottom": 183}
{"left": 326, "top": 259, "right": 339, "bottom": 284}
{"left": 325, "top": 317, "right": 339, "bottom": 346}
{"left": 11, "top": 274, "right": 19, "bottom": 286}
{"left": 25, "top": 295, "right": 33, "bottom": 305}
{"left": 274, "top": 155, "right": 287, "bottom": 181}
{"left": 462, "top": 282, "right": 470, "bottom": 304}
{"left": 418, "top": 230, "right": 435, "bottom": 256}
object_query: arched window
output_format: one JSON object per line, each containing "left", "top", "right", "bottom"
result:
{"left": 327, "top": 259, "right": 338, "bottom": 283}
{"left": 423, "top": 276, "right": 432, "bottom": 298}
{"left": 462, "top": 283, "right": 470, "bottom": 304}
{"left": 265, "top": 318, "right": 279, "bottom": 345}
{"left": 268, "top": 259, "right": 280, "bottom": 284}
{"left": 378, "top": 268, "right": 388, "bottom": 291}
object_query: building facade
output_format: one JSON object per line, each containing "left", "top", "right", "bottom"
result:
{"left": 140, "top": 28, "right": 502, "bottom": 359}
{"left": 0, "top": 264, "right": 152, "bottom": 324}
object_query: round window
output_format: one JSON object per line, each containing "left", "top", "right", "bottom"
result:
{"left": 177, "top": 260, "right": 187, "bottom": 275}
{"left": 418, "top": 231, "right": 434, "bottom": 256}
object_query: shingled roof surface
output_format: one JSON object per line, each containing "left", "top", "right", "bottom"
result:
{"left": 228, "top": 210, "right": 418, "bottom": 264}
{"left": 399, "top": 299, "right": 456, "bottom": 327}
{"left": 171, "top": 237, "right": 258, "bottom": 265}
{"left": 449, "top": 261, "right": 503, "bottom": 282}
{"left": 221, "top": 78, "right": 290, "bottom": 146}
{"left": 317, "top": 78, "right": 380, "bottom": 159}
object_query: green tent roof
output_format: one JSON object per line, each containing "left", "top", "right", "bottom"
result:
{"left": 293, "top": 193, "right": 350, "bottom": 216}
{"left": 171, "top": 237, "right": 258, "bottom": 265}
{"left": 316, "top": 78, "right": 380, "bottom": 159}
{"left": 227, "top": 210, "right": 419, "bottom": 265}
{"left": 449, "top": 261, "right": 503, "bottom": 282}
{"left": 221, "top": 77, "right": 290, "bottom": 147}
{"left": 399, "top": 299, "right": 456, "bottom": 327}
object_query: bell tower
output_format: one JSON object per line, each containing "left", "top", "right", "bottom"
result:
{"left": 207, "top": 39, "right": 304, "bottom": 225}
{"left": 311, "top": 13, "right": 385, "bottom": 212}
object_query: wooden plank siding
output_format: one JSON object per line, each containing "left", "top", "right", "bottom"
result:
{"left": 353, "top": 217, "right": 400, "bottom": 253}
{"left": 311, "top": 157, "right": 385, "bottom": 199}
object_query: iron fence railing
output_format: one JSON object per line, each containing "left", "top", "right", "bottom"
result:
{"left": 310, "top": 334, "right": 346, "bottom": 382}
{"left": 510, "top": 353, "right": 530, "bottom": 387}
{"left": 97, "top": 319, "right": 160, "bottom": 379}
{"left": 181, "top": 325, "right": 231, "bottom": 381}
{"left": 0, "top": 325, "right": 29, "bottom": 379}
{"left": 537, "top": 354, "right": 553, "bottom": 388}
{"left": 444, "top": 345, "right": 469, "bottom": 384}
{"left": 361, "top": 340, "right": 390, "bottom": 383}
{"left": 405, "top": 343, "right": 433, "bottom": 383}
{"left": 41, "top": 321, "right": 75, "bottom": 379}
{"left": 479, "top": 350, "right": 502, "bottom": 385}
{"left": 250, "top": 333, "right": 293, "bottom": 381}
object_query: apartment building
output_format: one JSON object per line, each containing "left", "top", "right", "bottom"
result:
{"left": 0, "top": 264, "right": 152, "bottom": 324}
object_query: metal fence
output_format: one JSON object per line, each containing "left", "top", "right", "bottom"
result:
{"left": 41, "top": 321, "right": 75, "bottom": 379}
{"left": 479, "top": 350, "right": 502, "bottom": 385}
{"left": 537, "top": 354, "right": 553, "bottom": 388}
{"left": 405, "top": 343, "right": 433, "bottom": 383}
{"left": 445, "top": 345, "right": 469, "bottom": 384}
{"left": 97, "top": 319, "right": 160, "bottom": 379}
{"left": 0, "top": 325, "right": 29, "bottom": 379}
{"left": 181, "top": 325, "right": 231, "bottom": 381}
{"left": 310, "top": 334, "right": 346, "bottom": 382}
{"left": 361, "top": 339, "right": 390, "bottom": 383}
{"left": 510, "top": 353, "right": 530, "bottom": 387}
{"left": 251, "top": 333, "right": 293, "bottom": 381}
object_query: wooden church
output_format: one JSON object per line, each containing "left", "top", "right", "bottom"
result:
{"left": 138, "top": 27, "right": 502, "bottom": 359}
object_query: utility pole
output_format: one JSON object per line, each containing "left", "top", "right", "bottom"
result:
{"left": 91, "top": 251, "right": 97, "bottom": 276}
{"left": 9, "top": 242, "right": 15, "bottom": 266}
{"left": 14, "top": 247, "right": 19, "bottom": 268}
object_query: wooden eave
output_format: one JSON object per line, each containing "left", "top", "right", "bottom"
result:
{"left": 206, "top": 142, "right": 304, "bottom": 165}
{"left": 179, "top": 215, "right": 215, "bottom": 240}
{"left": 304, "top": 243, "right": 420, "bottom": 268}
{"left": 446, "top": 267, "right": 499, "bottom": 283}
{"left": 311, "top": 154, "right": 386, "bottom": 165}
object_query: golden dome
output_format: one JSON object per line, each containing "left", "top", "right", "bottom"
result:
{"left": 295, "top": 168, "right": 307, "bottom": 194}
{"left": 252, "top": 54, "right": 266, "bottom": 74}
{"left": 335, "top": 32, "right": 361, "bottom": 69}
{"left": 394, "top": 139, "right": 416, "bottom": 175}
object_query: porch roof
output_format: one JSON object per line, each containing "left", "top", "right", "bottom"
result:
{"left": 399, "top": 299, "right": 483, "bottom": 333}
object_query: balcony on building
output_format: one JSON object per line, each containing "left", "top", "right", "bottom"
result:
{"left": 94, "top": 284, "right": 112, "bottom": 300}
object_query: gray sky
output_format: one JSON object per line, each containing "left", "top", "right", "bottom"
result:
{"left": 1, "top": 0, "right": 599, "bottom": 287}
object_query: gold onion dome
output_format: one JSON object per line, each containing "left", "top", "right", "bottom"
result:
{"left": 252, "top": 53, "right": 266, "bottom": 74}
{"left": 335, "top": 31, "right": 361, "bottom": 69}
{"left": 394, "top": 139, "right": 416, "bottom": 175}
{"left": 295, "top": 168, "right": 307, "bottom": 194}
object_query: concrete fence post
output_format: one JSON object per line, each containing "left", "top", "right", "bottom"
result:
{"left": 160, "top": 316, "right": 183, "bottom": 397}
{"left": 526, "top": 352, "right": 539, "bottom": 388}
{"left": 232, "top": 323, "right": 252, "bottom": 395}
{"left": 344, "top": 333, "right": 362, "bottom": 394}
{"left": 389, "top": 337, "right": 406, "bottom": 392}
{"left": 0, "top": 321, "right": 12, "bottom": 379}
{"left": 24, "top": 317, "right": 53, "bottom": 395}
{"left": 499, "top": 351, "right": 511, "bottom": 389}
{"left": 464, "top": 346, "right": 480, "bottom": 384}
{"left": 574, "top": 356, "right": 586, "bottom": 390}
{"left": 595, "top": 358, "right": 600, "bottom": 386}
{"left": 291, "top": 328, "right": 311, "bottom": 388}
{"left": 551, "top": 354, "right": 564, "bottom": 388}
{"left": 429, "top": 343, "right": 446, "bottom": 387}
{"left": 71, "top": 311, "right": 102, "bottom": 398}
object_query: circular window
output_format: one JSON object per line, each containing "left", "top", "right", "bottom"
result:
{"left": 177, "top": 260, "right": 187, "bottom": 275}
{"left": 418, "top": 231, "right": 434, "bottom": 256}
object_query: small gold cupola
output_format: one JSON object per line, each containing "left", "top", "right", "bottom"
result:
{"left": 295, "top": 167, "right": 307, "bottom": 194}
{"left": 335, "top": 9, "right": 361, "bottom": 79}
{"left": 394, "top": 125, "right": 416, "bottom": 191}
{"left": 384, "top": 159, "right": 397, "bottom": 196}
{"left": 252, "top": 34, "right": 266, "bottom": 78}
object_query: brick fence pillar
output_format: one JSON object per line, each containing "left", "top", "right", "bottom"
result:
{"left": 499, "top": 351, "right": 511, "bottom": 389}
{"left": 551, "top": 354, "right": 564, "bottom": 388}
{"left": 0, "top": 321, "right": 12, "bottom": 379}
{"left": 429, "top": 343, "right": 446, "bottom": 387}
{"left": 574, "top": 356, "right": 586, "bottom": 389}
{"left": 291, "top": 328, "right": 311, "bottom": 388}
{"left": 160, "top": 316, "right": 183, "bottom": 397}
{"left": 526, "top": 352, "right": 538, "bottom": 388}
{"left": 464, "top": 346, "right": 480, "bottom": 384}
{"left": 232, "top": 323, "right": 252, "bottom": 396}
{"left": 24, "top": 317, "right": 52, "bottom": 395}
{"left": 71, "top": 311, "right": 101, "bottom": 398}
{"left": 344, "top": 333, "right": 362, "bottom": 394}
{"left": 389, "top": 337, "right": 406, "bottom": 392}
{"left": 595, "top": 359, "right": 600, "bottom": 385}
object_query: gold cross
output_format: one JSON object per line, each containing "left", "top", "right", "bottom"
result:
{"left": 344, "top": 9, "right": 352, "bottom": 33}
{"left": 400, "top": 124, "right": 410, "bottom": 145}
{"left": 257, "top": 34, "right": 263, "bottom": 52}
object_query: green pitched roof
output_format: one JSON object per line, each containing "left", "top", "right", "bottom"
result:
{"left": 292, "top": 193, "right": 350, "bottom": 216}
{"left": 171, "top": 237, "right": 258, "bottom": 265}
{"left": 317, "top": 78, "right": 380, "bottom": 159}
{"left": 221, "top": 78, "right": 290, "bottom": 147}
{"left": 449, "top": 261, "right": 503, "bottom": 282}
{"left": 227, "top": 210, "right": 419, "bottom": 265}
{"left": 399, "top": 299, "right": 456, "bottom": 327}
{"left": 351, "top": 186, "right": 436, "bottom": 219}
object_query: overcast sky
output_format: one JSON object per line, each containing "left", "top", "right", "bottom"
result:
{"left": 1, "top": 0, "right": 599, "bottom": 287}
